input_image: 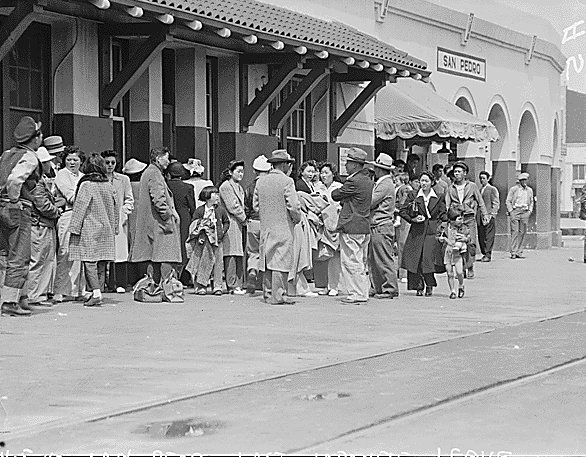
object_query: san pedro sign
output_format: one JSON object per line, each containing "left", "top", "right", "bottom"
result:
{"left": 437, "top": 47, "right": 486, "bottom": 81}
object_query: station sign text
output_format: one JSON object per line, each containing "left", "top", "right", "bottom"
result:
{"left": 437, "top": 47, "right": 486, "bottom": 81}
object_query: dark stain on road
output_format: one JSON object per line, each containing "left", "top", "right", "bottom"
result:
{"left": 297, "top": 392, "right": 351, "bottom": 401}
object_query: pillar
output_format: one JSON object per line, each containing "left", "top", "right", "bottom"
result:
{"left": 525, "top": 163, "right": 553, "bottom": 249}
{"left": 175, "top": 48, "right": 208, "bottom": 167}
{"left": 53, "top": 19, "right": 113, "bottom": 151}
{"left": 129, "top": 52, "right": 163, "bottom": 164}
{"left": 551, "top": 166, "right": 562, "bottom": 246}
{"left": 492, "top": 159, "right": 517, "bottom": 251}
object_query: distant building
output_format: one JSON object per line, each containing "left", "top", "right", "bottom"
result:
{"left": 562, "top": 89, "right": 586, "bottom": 217}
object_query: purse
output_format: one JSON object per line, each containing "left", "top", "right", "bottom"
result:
{"left": 133, "top": 273, "right": 163, "bottom": 303}
{"left": 161, "top": 269, "right": 185, "bottom": 303}
{"left": 406, "top": 199, "right": 421, "bottom": 219}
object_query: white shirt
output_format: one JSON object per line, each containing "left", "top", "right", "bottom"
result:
{"left": 513, "top": 186, "right": 530, "bottom": 210}
{"left": 455, "top": 182, "right": 466, "bottom": 203}
{"left": 417, "top": 187, "right": 438, "bottom": 218}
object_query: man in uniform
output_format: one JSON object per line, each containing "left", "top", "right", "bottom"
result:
{"left": 253, "top": 150, "right": 302, "bottom": 305}
{"left": 0, "top": 116, "right": 43, "bottom": 316}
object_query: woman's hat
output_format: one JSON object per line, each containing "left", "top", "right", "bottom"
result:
{"left": 345, "top": 147, "right": 368, "bottom": 164}
{"left": 267, "top": 149, "right": 295, "bottom": 163}
{"left": 185, "top": 158, "right": 205, "bottom": 175}
{"left": 368, "top": 153, "right": 395, "bottom": 170}
{"left": 252, "top": 155, "right": 271, "bottom": 171}
{"left": 14, "top": 116, "right": 42, "bottom": 144}
{"left": 35, "top": 146, "right": 55, "bottom": 163}
{"left": 122, "top": 158, "right": 147, "bottom": 174}
{"left": 167, "top": 161, "right": 188, "bottom": 178}
{"left": 44, "top": 135, "right": 65, "bottom": 154}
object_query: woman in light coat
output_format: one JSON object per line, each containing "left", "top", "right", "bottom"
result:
{"left": 219, "top": 160, "right": 246, "bottom": 295}
{"left": 68, "top": 153, "right": 118, "bottom": 307}
{"left": 129, "top": 148, "right": 181, "bottom": 284}
{"left": 102, "top": 150, "right": 134, "bottom": 292}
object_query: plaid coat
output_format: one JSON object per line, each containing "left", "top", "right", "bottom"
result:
{"left": 68, "top": 181, "right": 118, "bottom": 262}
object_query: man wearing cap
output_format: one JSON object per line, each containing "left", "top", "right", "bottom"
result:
{"left": 445, "top": 161, "right": 489, "bottom": 279}
{"left": 506, "top": 173, "right": 534, "bottom": 259}
{"left": 368, "top": 153, "right": 399, "bottom": 299}
{"left": 244, "top": 155, "right": 271, "bottom": 294}
{"left": 0, "top": 116, "right": 43, "bottom": 316}
{"left": 331, "top": 147, "right": 374, "bottom": 304}
{"left": 253, "top": 150, "right": 302, "bottom": 305}
{"left": 27, "top": 147, "right": 62, "bottom": 307}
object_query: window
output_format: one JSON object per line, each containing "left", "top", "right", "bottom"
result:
{"left": 573, "top": 164, "right": 586, "bottom": 181}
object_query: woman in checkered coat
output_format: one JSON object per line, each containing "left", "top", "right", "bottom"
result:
{"left": 69, "top": 153, "right": 118, "bottom": 306}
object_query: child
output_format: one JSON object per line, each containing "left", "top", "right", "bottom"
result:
{"left": 186, "top": 186, "right": 230, "bottom": 295}
{"left": 437, "top": 207, "right": 470, "bottom": 299}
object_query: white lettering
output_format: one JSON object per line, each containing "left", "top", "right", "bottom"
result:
{"left": 562, "top": 20, "right": 586, "bottom": 44}
{"left": 566, "top": 54, "right": 585, "bottom": 80}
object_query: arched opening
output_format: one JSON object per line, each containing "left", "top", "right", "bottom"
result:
{"left": 518, "top": 110, "right": 538, "bottom": 170}
{"left": 455, "top": 96, "right": 474, "bottom": 114}
{"left": 488, "top": 103, "right": 509, "bottom": 163}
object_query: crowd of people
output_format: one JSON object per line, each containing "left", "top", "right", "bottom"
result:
{"left": 0, "top": 116, "right": 536, "bottom": 315}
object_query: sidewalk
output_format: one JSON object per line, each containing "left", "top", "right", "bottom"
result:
{"left": 1, "top": 238, "right": 585, "bottom": 436}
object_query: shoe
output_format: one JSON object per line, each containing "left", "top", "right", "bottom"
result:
{"left": 53, "top": 294, "right": 64, "bottom": 303}
{"left": 374, "top": 293, "right": 395, "bottom": 299}
{"left": 84, "top": 296, "right": 103, "bottom": 307}
{"left": 480, "top": 256, "right": 491, "bottom": 263}
{"left": 449, "top": 292, "right": 457, "bottom": 299}
{"left": 467, "top": 268, "right": 475, "bottom": 279}
{"left": 425, "top": 286, "right": 433, "bottom": 296}
{"left": 327, "top": 289, "right": 339, "bottom": 296}
{"left": 116, "top": 287, "right": 126, "bottom": 294}
{"left": 302, "top": 291, "right": 319, "bottom": 298}
{"left": 458, "top": 287, "right": 465, "bottom": 298}
{"left": 341, "top": 297, "right": 367, "bottom": 305}
{"left": 1, "top": 302, "right": 32, "bottom": 316}
{"left": 511, "top": 254, "right": 518, "bottom": 259}
{"left": 270, "top": 299, "right": 295, "bottom": 305}
{"left": 75, "top": 294, "right": 90, "bottom": 302}
{"left": 28, "top": 300, "right": 54, "bottom": 308}
{"left": 317, "top": 289, "right": 329, "bottom": 295}
{"left": 416, "top": 289, "right": 424, "bottom": 296}
{"left": 18, "top": 299, "right": 33, "bottom": 311}
{"left": 516, "top": 254, "right": 526, "bottom": 259}
{"left": 231, "top": 288, "right": 246, "bottom": 295}
{"left": 196, "top": 288, "right": 207, "bottom": 295}
{"left": 213, "top": 289, "right": 223, "bottom": 296}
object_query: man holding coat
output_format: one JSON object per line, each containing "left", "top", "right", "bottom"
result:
{"left": 253, "top": 149, "right": 302, "bottom": 305}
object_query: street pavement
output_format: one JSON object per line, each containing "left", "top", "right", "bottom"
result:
{"left": 1, "top": 237, "right": 585, "bottom": 451}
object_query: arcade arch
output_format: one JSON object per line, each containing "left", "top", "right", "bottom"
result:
{"left": 518, "top": 109, "right": 539, "bottom": 169}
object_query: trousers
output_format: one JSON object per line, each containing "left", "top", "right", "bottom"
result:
{"left": 84, "top": 261, "right": 107, "bottom": 291}
{"left": 478, "top": 216, "right": 496, "bottom": 258}
{"left": 510, "top": 208, "right": 530, "bottom": 255}
{"left": 28, "top": 225, "right": 56, "bottom": 302}
{"left": 368, "top": 224, "right": 399, "bottom": 295}
{"left": 340, "top": 233, "right": 370, "bottom": 301}
{"left": 224, "top": 256, "right": 243, "bottom": 290}
{"left": 462, "top": 214, "right": 477, "bottom": 269}
{"left": 0, "top": 202, "right": 32, "bottom": 303}
{"left": 262, "top": 269, "right": 289, "bottom": 304}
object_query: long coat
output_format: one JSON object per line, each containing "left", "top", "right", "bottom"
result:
{"left": 219, "top": 179, "right": 246, "bottom": 257}
{"left": 111, "top": 172, "right": 134, "bottom": 263}
{"left": 129, "top": 163, "right": 182, "bottom": 263}
{"left": 68, "top": 181, "right": 118, "bottom": 262}
{"left": 399, "top": 191, "right": 447, "bottom": 275}
{"left": 331, "top": 168, "right": 373, "bottom": 234}
{"left": 253, "top": 169, "right": 302, "bottom": 273}
{"left": 167, "top": 178, "right": 196, "bottom": 263}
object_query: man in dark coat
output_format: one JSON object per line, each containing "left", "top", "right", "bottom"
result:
{"left": 331, "top": 148, "right": 373, "bottom": 304}
{"left": 0, "top": 116, "right": 43, "bottom": 316}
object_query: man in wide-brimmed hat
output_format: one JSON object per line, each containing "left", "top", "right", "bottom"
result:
{"left": 331, "top": 147, "right": 374, "bottom": 304}
{"left": 445, "top": 160, "right": 489, "bottom": 278}
{"left": 505, "top": 172, "right": 534, "bottom": 259}
{"left": 244, "top": 155, "right": 272, "bottom": 294}
{"left": 0, "top": 116, "right": 44, "bottom": 316}
{"left": 253, "top": 149, "right": 302, "bottom": 305}
{"left": 367, "top": 153, "right": 399, "bottom": 299}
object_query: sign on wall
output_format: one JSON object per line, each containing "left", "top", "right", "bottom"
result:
{"left": 437, "top": 47, "right": 486, "bottom": 81}
{"left": 339, "top": 147, "right": 350, "bottom": 176}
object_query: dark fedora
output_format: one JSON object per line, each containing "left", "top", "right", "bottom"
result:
{"left": 267, "top": 149, "right": 295, "bottom": 163}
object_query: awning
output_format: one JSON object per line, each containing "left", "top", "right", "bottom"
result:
{"left": 375, "top": 78, "right": 499, "bottom": 143}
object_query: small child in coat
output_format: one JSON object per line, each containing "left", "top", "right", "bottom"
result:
{"left": 186, "top": 186, "right": 230, "bottom": 295}
{"left": 437, "top": 207, "right": 471, "bottom": 299}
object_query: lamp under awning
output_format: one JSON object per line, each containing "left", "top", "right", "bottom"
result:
{"left": 375, "top": 78, "right": 499, "bottom": 143}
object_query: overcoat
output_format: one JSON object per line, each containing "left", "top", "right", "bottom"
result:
{"left": 111, "top": 172, "right": 134, "bottom": 263}
{"left": 399, "top": 191, "right": 447, "bottom": 275}
{"left": 219, "top": 179, "right": 246, "bottom": 257}
{"left": 167, "top": 178, "right": 196, "bottom": 263}
{"left": 129, "top": 163, "right": 182, "bottom": 263}
{"left": 68, "top": 181, "right": 118, "bottom": 262}
{"left": 253, "top": 169, "right": 302, "bottom": 273}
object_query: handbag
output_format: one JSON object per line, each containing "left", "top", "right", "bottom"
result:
{"left": 406, "top": 199, "right": 421, "bottom": 219}
{"left": 161, "top": 269, "right": 185, "bottom": 303}
{"left": 133, "top": 273, "right": 163, "bottom": 303}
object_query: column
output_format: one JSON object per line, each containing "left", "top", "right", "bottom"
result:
{"left": 491, "top": 159, "right": 517, "bottom": 251}
{"left": 525, "top": 163, "right": 553, "bottom": 249}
